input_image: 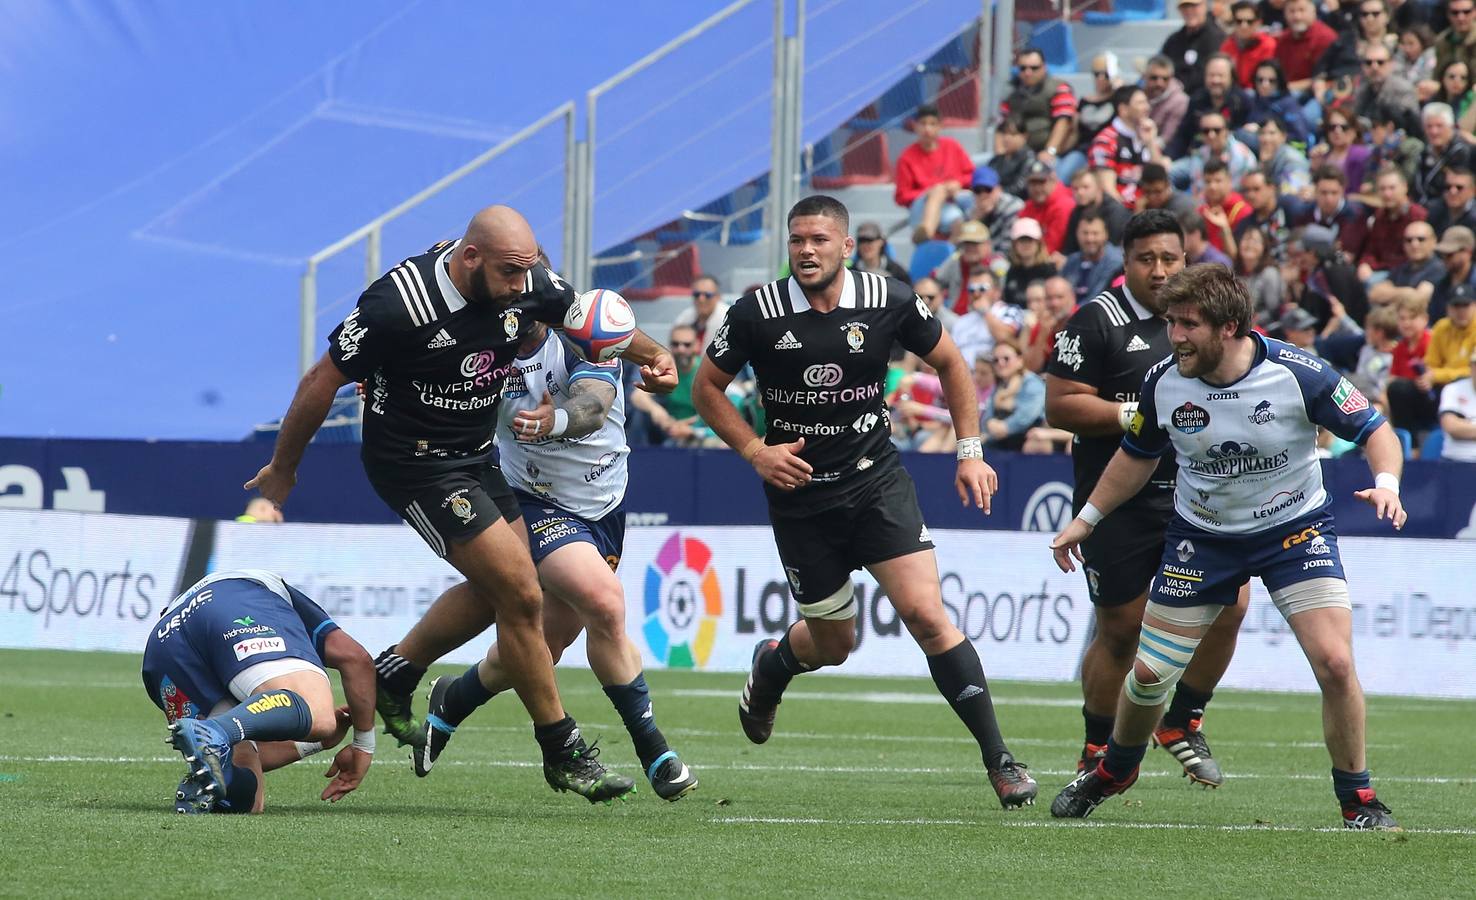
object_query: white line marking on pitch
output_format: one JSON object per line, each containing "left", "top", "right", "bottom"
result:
{"left": 716, "top": 816, "right": 1476, "bottom": 835}
{"left": 668, "top": 689, "right": 1290, "bottom": 712}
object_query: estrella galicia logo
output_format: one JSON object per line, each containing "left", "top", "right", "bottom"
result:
{"left": 1021, "top": 481, "right": 1074, "bottom": 532}
{"left": 1171, "top": 401, "right": 1210, "bottom": 433}
{"left": 642, "top": 533, "right": 723, "bottom": 669}
{"left": 1248, "top": 400, "right": 1275, "bottom": 425}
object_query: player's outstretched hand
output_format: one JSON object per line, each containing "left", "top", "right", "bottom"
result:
{"left": 512, "top": 392, "right": 557, "bottom": 442}
{"left": 243, "top": 463, "right": 295, "bottom": 509}
{"left": 638, "top": 350, "right": 679, "bottom": 394}
{"left": 1050, "top": 518, "right": 1094, "bottom": 573}
{"left": 321, "top": 745, "right": 371, "bottom": 803}
{"left": 956, "top": 458, "right": 997, "bottom": 514}
{"left": 1354, "top": 487, "right": 1407, "bottom": 530}
{"left": 752, "top": 437, "right": 812, "bottom": 491}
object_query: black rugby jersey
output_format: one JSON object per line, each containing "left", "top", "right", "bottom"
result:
{"left": 327, "top": 240, "right": 575, "bottom": 474}
{"left": 1045, "top": 284, "right": 1176, "bottom": 512}
{"left": 707, "top": 269, "right": 942, "bottom": 508}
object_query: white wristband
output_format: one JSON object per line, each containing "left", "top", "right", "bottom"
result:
{"left": 1374, "top": 472, "right": 1399, "bottom": 495}
{"left": 956, "top": 436, "right": 984, "bottom": 460}
{"left": 1117, "top": 401, "right": 1139, "bottom": 433}
{"left": 1078, "top": 502, "right": 1105, "bottom": 527}
{"left": 294, "top": 741, "right": 325, "bottom": 760}
{"left": 548, "top": 407, "right": 569, "bottom": 438}
{"left": 352, "top": 728, "right": 376, "bottom": 755}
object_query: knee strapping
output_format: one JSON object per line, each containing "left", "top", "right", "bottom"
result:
{"left": 797, "top": 582, "right": 857, "bottom": 621}
{"left": 1125, "top": 623, "right": 1203, "bottom": 707}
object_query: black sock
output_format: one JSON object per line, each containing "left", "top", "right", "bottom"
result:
{"left": 1331, "top": 767, "right": 1372, "bottom": 804}
{"left": 755, "top": 627, "right": 810, "bottom": 702}
{"left": 375, "top": 645, "right": 427, "bottom": 695}
{"left": 1082, "top": 706, "right": 1114, "bottom": 747}
{"left": 440, "top": 663, "right": 497, "bottom": 727}
{"left": 1103, "top": 738, "right": 1148, "bottom": 781}
{"left": 926, "top": 639, "right": 1009, "bottom": 770}
{"left": 603, "top": 673, "right": 670, "bottom": 772}
{"left": 533, "top": 715, "right": 580, "bottom": 761}
{"left": 1163, "top": 681, "right": 1214, "bottom": 729}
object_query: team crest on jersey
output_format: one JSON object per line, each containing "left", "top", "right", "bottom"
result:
{"left": 502, "top": 309, "right": 521, "bottom": 339}
{"left": 1171, "top": 402, "right": 1210, "bottom": 433}
{"left": 443, "top": 489, "right": 477, "bottom": 525}
{"left": 842, "top": 321, "right": 869, "bottom": 353}
{"left": 1248, "top": 400, "right": 1276, "bottom": 424}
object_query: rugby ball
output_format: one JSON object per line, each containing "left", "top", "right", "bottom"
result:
{"left": 563, "top": 289, "right": 636, "bottom": 362}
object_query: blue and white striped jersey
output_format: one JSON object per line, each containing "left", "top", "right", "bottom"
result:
{"left": 1121, "top": 335, "right": 1384, "bottom": 535}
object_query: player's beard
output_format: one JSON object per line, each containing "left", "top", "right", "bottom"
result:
{"left": 794, "top": 256, "right": 843, "bottom": 293}
{"left": 468, "top": 266, "right": 518, "bottom": 306}
{"left": 1176, "top": 333, "right": 1225, "bottom": 379}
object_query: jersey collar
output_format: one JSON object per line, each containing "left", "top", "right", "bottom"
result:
{"left": 436, "top": 240, "right": 468, "bottom": 313}
{"left": 1120, "top": 282, "right": 1155, "bottom": 320}
{"left": 786, "top": 269, "right": 857, "bottom": 313}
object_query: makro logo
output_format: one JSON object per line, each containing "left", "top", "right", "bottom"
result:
{"left": 246, "top": 692, "right": 293, "bottom": 714}
{"left": 642, "top": 533, "right": 723, "bottom": 668}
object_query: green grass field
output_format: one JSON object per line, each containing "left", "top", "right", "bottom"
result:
{"left": 1, "top": 648, "right": 1472, "bottom": 898}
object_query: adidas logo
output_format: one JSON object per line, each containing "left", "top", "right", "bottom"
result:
{"left": 774, "top": 330, "right": 803, "bottom": 349}
{"left": 1125, "top": 334, "right": 1151, "bottom": 352}
{"left": 955, "top": 684, "right": 984, "bottom": 702}
{"left": 427, "top": 328, "right": 457, "bottom": 349}
{"left": 919, "top": 525, "right": 931, "bottom": 543}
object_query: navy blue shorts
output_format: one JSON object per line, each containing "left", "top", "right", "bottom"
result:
{"left": 515, "top": 490, "right": 626, "bottom": 571}
{"left": 141, "top": 577, "right": 335, "bottom": 721}
{"left": 1149, "top": 508, "right": 1346, "bottom": 608}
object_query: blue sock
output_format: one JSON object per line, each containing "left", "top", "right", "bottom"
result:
{"left": 1332, "top": 767, "right": 1372, "bottom": 804}
{"left": 603, "top": 673, "right": 670, "bottom": 772}
{"left": 441, "top": 664, "right": 497, "bottom": 727}
{"left": 210, "top": 690, "right": 312, "bottom": 744}
{"left": 1102, "top": 738, "right": 1149, "bottom": 781}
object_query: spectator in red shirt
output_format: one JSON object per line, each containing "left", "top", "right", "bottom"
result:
{"left": 1223, "top": 1, "right": 1279, "bottom": 88}
{"left": 1275, "top": 0, "right": 1338, "bottom": 91}
{"left": 1391, "top": 293, "right": 1432, "bottom": 378}
{"left": 1197, "top": 158, "right": 1253, "bottom": 256}
{"left": 895, "top": 103, "right": 976, "bottom": 243}
{"left": 1358, "top": 167, "right": 1427, "bottom": 279}
{"left": 1020, "top": 160, "right": 1077, "bottom": 254}
{"left": 1088, "top": 85, "right": 1169, "bottom": 208}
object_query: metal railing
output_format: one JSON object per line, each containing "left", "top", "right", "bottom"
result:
{"left": 297, "top": 101, "right": 575, "bottom": 374}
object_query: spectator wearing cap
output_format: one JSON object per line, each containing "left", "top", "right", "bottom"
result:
{"left": 895, "top": 103, "right": 976, "bottom": 243}
{"left": 1427, "top": 166, "right": 1476, "bottom": 235}
{"left": 1163, "top": 0, "right": 1227, "bottom": 95}
{"left": 1002, "top": 217, "right": 1060, "bottom": 308}
{"left": 1414, "top": 102, "right": 1474, "bottom": 206}
{"left": 673, "top": 273, "right": 730, "bottom": 350}
{"left": 1370, "top": 219, "right": 1444, "bottom": 307}
{"left": 1222, "top": 1, "right": 1279, "bottom": 89}
{"left": 1430, "top": 224, "right": 1476, "bottom": 320}
{"left": 1277, "top": 305, "right": 1320, "bottom": 347}
{"left": 1089, "top": 85, "right": 1168, "bottom": 208}
{"left": 1437, "top": 345, "right": 1476, "bottom": 461}
{"left": 931, "top": 220, "right": 996, "bottom": 315}
{"left": 1426, "top": 281, "right": 1476, "bottom": 378}
{"left": 1060, "top": 211, "right": 1125, "bottom": 304}
{"left": 852, "top": 222, "right": 911, "bottom": 283}
{"left": 991, "top": 118, "right": 1036, "bottom": 198}
{"left": 1179, "top": 210, "right": 1235, "bottom": 268}
{"left": 965, "top": 166, "right": 1025, "bottom": 255}
{"left": 1275, "top": 0, "right": 1338, "bottom": 93}
{"left": 1058, "top": 166, "right": 1131, "bottom": 262}
{"left": 1143, "top": 55, "right": 1190, "bottom": 151}
{"left": 1357, "top": 167, "right": 1427, "bottom": 281}
{"left": 1020, "top": 160, "right": 1076, "bottom": 255}
{"left": 997, "top": 47, "right": 1078, "bottom": 162}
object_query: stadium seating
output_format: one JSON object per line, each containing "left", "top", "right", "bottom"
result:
{"left": 1423, "top": 429, "right": 1447, "bottom": 461}
{"left": 909, "top": 240, "right": 955, "bottom": 283}
{"left": 811, "top": 130, "right": 893, "bottom": 189}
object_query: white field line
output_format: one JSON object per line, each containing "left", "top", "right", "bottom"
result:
{"left": 717, "top": 816, "right": 1476, "bottom": 836}
{"left": 0, "top": 755, "right": 1464, "bottom": 785}
{"left": 668, "top": 689, "right": 1293, "bottom": 713}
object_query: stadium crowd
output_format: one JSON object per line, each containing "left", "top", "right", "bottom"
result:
{"left": 631, "top": 0, "right": 1476, "bottom": 464}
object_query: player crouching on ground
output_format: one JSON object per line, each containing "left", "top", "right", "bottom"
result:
{"left": 142, "top": 570, "right": 377, "bottom": 813}
{"left": 694, "top": 194, "right": 1037, "bottom": 809}
{"left": 1049, "top": 264, "right": 1406, "bottom": 830}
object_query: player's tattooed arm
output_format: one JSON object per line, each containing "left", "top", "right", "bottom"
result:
{"left": 560, "top": 377, "right": 618, "bottom": 439}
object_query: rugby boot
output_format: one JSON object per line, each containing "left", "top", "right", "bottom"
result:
{"left": 988, "top": 752, "right": 1039, "bottom": 809}
{"left": 1341, "top": 788, "right": 1402, "bottom": 831}
{"left": 738, "top": 638, "right": 782, "bottom": 744}
{"left": 412, "top": 676, "right": 455, "bottom": 777}
{"left": 1153, "top": 714, "right": 1224, "bottom": 787}
{"left": 544, "top": 736, "right": 636, "bottom": 804}
{"left": 1050, "top": 761, "right": 1140, "bottom": 818}
{"left": 647, "top": 750, "right": 699, "bottom": 802}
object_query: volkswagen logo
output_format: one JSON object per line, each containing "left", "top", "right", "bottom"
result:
{"left": 803, "top": 363, "right": 844, "bottom": 387}
{"left": 1021, "top": 481, "right": 1074, "bottom": 532}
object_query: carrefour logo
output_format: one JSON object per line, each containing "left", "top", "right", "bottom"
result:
{"left": 642, "top": 532, "right": 723, "bottom": 668}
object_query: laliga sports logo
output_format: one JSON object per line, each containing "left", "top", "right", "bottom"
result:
{"left": 642, "top": 532, "right": 722, "bottom": 669}
{"left": 803, "top": 364, "right": 843, "bottom": 387}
